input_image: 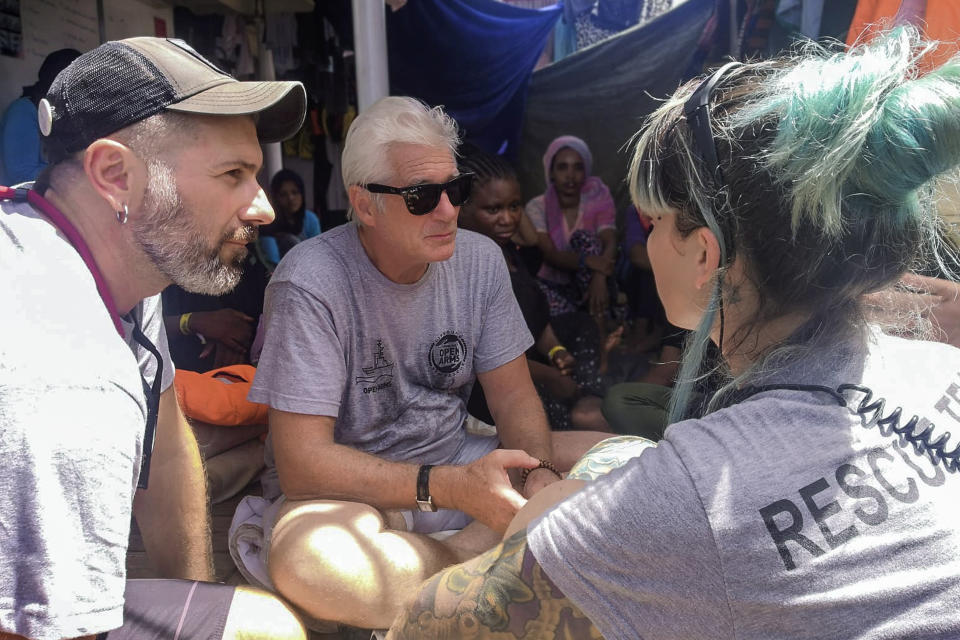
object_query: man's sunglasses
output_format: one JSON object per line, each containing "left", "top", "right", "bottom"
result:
{"left": 365, "top": 173, "right": 474, "bottom": 216}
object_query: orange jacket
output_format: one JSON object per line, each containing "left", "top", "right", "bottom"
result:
{"left": 174, "top": 365, "right": 268, "bottom": 426}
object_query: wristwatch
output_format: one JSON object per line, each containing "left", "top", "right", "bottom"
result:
{"left": 416, "top": 464, "right": 437, "bottom": 512}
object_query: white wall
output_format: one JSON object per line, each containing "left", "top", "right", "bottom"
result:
{"left": 104, "top": 0, "right": 174, "bottom": 42}
{"left": 0, "top": 0, "right": 173, "bottom": 117}
{"left": 0, "top": 0, "right": 98, "bottom": 116}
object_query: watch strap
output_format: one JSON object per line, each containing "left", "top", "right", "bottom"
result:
{"left": 416, "top": 464, "right": 437, "bottom": 512}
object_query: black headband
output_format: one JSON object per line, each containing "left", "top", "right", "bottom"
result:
{"left": 682, "top": 60, "right": 741, "bottom": 266}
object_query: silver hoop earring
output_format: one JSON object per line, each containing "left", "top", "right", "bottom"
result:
{"left": 117, "top": 203, "right": 129, "bottom": 225}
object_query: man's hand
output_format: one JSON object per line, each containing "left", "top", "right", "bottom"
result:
{"left": 584, "top": 254, "right": 615, "bottom": 276}
{"left": 440, "top": 449, "right": 539, "bottom": 534}
{"left": 588, "top": 272, "right": 609, "bottom": 318}
{"left": 522, "top": 466, "right": 562, "bottom": 499}
{"left": 189, "top": 309, "right": 255, "bottom": 353}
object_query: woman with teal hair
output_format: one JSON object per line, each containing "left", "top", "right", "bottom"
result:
{"left": 389, "top": 28, "right": 960, "bottom": 639}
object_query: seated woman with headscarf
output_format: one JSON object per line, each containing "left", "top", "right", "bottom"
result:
{"left": 258, "top": 168, "right": 321, "bottom": 270}
{"left": 526, "top": 135, "right": 617, "bottom": 319}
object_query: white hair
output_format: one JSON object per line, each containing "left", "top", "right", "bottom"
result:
{"left": 341, "top": 96, "right": 460, "bottom": 219}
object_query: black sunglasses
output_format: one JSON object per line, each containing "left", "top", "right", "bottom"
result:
{"left": 365, "top": 173, "right": 474, "bottom": 215}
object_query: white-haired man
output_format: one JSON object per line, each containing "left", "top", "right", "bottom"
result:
{"left": 249, "top": 97, "right": 607, "bottom": 629}
{"left": 0, "top": 38, "right": 308, "bottom": 639}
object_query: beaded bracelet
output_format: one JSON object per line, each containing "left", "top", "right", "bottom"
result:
{"left": 521, "top": 458, "right": 562, "bottom": 488}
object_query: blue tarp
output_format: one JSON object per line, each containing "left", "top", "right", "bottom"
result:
{"left": 386, "top": 0, "right": 561, "bottom": 157}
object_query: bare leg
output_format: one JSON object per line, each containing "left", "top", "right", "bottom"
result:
{"left": 267, "top": 499, "right": 499, "bottom": 629}
{"left": 550, "top": 429, "right": 613, "bottom": 471}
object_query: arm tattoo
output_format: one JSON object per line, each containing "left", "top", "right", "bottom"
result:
{"left": 388, "top": 530, "right": 602, "bottom": 639}
{"left": 566, "top": 435, "right": 655, "bottom": 481}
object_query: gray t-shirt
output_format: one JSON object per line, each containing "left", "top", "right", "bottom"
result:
{"left": 0, "top": 197, "right": 174, "bottom": 640}
{"left": 529, "top": 329, "right": 960, "bottom": 639}
{"left": 250, "top": 223, "right": 532, "bottom": 491}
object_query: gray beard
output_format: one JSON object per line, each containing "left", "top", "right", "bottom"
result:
{"left": 134, "top": 160, "right": 246, "bottom": 295}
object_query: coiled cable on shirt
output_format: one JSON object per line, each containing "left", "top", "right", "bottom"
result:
{"left": 722, "top": 383, "right": 960, "bottom": 473}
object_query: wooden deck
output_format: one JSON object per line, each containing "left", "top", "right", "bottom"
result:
{"left": 126, "top": 483, "right": 373, "bottom": 639}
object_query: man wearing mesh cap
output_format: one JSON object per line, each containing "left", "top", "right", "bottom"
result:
{"left": 0, "top": 38, "right": 307, "bottom": 639}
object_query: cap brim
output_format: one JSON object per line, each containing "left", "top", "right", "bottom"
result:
{"left": 166, "top": 80, "right": 307, "bottom": 143}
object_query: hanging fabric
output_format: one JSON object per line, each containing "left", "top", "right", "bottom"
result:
{"left": 386, "top": 0, "right": 561, "bottom": 157}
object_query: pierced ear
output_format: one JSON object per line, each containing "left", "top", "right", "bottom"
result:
{"left": 348, "top": 185, "right": 378, "bottom": 227}
{"left": 693, "top": 227, "right": 721, "bottom": 290}
{"left": 83, "top": 139, "right": 138, "bottom": 213}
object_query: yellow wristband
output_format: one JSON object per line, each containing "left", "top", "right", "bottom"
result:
{"left": 548, "top": 345, "right": 568, "bottom": 361}
{"left": 179, "top": 312, "right": 193, "bottom": 336}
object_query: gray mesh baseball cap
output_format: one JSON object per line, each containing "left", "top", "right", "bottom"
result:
{"left": 40, "top": 37, "right": 307, "bottom": 162}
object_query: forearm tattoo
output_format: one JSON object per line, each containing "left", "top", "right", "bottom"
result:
{"left": 388, "top": 530, "right": 602, "bottom": 639}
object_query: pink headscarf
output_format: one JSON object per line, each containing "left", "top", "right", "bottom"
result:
{"left": 541, "top": 135, "right": 614, "bottom": 252}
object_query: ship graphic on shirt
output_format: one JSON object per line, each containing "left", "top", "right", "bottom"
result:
{"left": 355, "top": 340, "right": 395, "bottom": 386}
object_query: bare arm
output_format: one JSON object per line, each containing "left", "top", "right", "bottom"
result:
{"left": 534, "top": 324, "right": 575, "bottom": 375}
{"left": 536, "top": 232, "right": 582, "bottom": 272}
{"left": 479, "top": 355, "right": 558, "bottom": 497}
{"left": 388, "top": 434, "right": 651, "bottom": 638}
{"left": 598, "top": 228, "right": 617, "bottom": 261}
{"left": 527, "top": 359, "right": 578, "bottom": 401}
{"left": 386, "top": 529, "right": 601, "bottom": 640}
{"left": 270, "top": 409, "right": 538, "bottom": 533}
{"left": 132, "top": 386, "right": 214, "bottom": 580}
{"left": 163, "top": 308, "right": 256, "bottom": 354}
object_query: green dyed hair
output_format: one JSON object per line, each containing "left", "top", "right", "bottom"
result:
{"left": 628, "top": 27, "right": 960, "bottom": 423}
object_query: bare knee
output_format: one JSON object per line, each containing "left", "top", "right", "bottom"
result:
{"left": 222, "top": 586, "right": 306, "bottom": 640}
{"left": 267, "top": 501, "right": 425, "bottom": 628}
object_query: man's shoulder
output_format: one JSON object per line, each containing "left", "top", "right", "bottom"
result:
{"left": 453, "top": 228, "right": 501, "bottom": 261}
{"left": 1, "top": 202, "right": 140, "bottom": 384}
{"left": 271, "top": 223, "right": 356, "bottom": 287}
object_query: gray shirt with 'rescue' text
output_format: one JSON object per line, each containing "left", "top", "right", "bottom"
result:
{"left": 529, "top": 329, "right": 960, "bottom": 639}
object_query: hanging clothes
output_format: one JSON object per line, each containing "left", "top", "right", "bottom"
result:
{"left": 519, "top": 0, "right": 715, "bottom": 211}
{"left": 265, "top": 12, "right": 298, "bottom": 76}
{"left": 386, "top": 0, "right": 561, "bottom": 157}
